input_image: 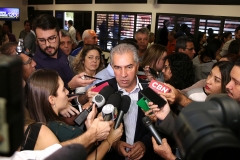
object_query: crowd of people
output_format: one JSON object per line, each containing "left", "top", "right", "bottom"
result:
{"left": 1, "top": 13, "right": 240, "bottom": 160}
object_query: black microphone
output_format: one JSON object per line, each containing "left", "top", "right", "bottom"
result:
{"left": 74, "top": 86, "right": 114, "bottom": 126}
{"left": 102, "top": 94, "right": 121, "bottom": 121}
{"left": 142, "top": 116, "right": 162, "bottom": 145}
{"left": 114, "top": 95, "right": 131, "bottom": 129}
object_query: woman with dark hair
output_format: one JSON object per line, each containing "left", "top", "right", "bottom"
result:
{"left": 162, "top": 53, "right": 195, "bottom": 90}
{"left": 195, "top": 31, "right": 207, "bottom": 55}
{"left": 140, "top": 44, "right": 167, "bottom": 82}
{"left": 72, "top": 44, "right": 105, "bottom": 105}
{"left": 186, "top": 61, "right": 234, "bottom": 101}
{"left": 26, "top": 69, "right": 84, "bottom": 142}
{"left": 26, "top": 69, "right": 123, "bottom": 160}
{"left": 73, "top": 44, "right": 104, "bottom": 75}
{"left": 192, "top": 38, "right": 222, "bottom": 81}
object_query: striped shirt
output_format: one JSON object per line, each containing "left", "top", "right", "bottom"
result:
{"left": 117, "top": 78, "right": 141, "bottom": 148}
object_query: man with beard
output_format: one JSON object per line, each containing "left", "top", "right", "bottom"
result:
{"left": 33, "top": 14, "right": 94, "bottom": 91}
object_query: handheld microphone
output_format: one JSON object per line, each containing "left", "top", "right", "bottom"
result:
{"left": 102, "top": 104, "right": 115, "bottom": 121}
{"left": 74, "top": 86, "right": 114, "bottom": 126}
{"left": 142, "top": 116, "right": 162, "bottom": 145}
{"left": 102, "top": 93, "right": 121, "bottom": 121}
{"left": 114, "top": 95, "right": 131, "bottom": 129}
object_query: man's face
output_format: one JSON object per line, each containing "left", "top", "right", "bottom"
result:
{"left": 179, "top": 42, "right": 195, "bottom": 60}
{"left": 111, "top": 52, "right": 139, "bottom": 93}
{"left": 60, "top": 36, "right": 73, "bottom": 56}
{"left": 3, "top": 25, "right": 9, "bottom": 33}
{"left": 35, "top": 28, "right": 59, "bottom": 57}
{"left": 20, "top": 54, "right": 36, "bottom": 81}
{"left": 235, "top": 30, "right": 240, "bottom": 40}
{"left": 135, "top": 33, "right": 148, "bottom": 50}
{"left": 24, "top": 22, "right": 31, "bottom": 32}
{"left": 84, "top": 31, "right": 98, "bottom": 45}
{"left": 226, "top": 66, "right": 240, "bottom": 102}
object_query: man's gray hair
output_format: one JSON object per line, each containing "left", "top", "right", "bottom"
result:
{"left": 82, "top": 29, "right": 93, "bottom": 40}
{"left": 110, "top": 43, "right": 139, "bottom": 65}
{"left": 60, "top": 29, "right": 73, "bottom": 41}
{"left": 134, "top": 27, "right": 150, "bottom": 39}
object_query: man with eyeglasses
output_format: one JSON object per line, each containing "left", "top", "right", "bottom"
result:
{"left": 175, "top": 36, "right": 196, "bottom": 60}
{"left": 32, "top": 14, "right": 94, "bottom": 93}
{"left": 0, "top": 42, "right": 36, "bottom": 82}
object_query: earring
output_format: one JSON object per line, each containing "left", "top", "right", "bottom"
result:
{"left": 54, "top": 103, "right": 56, "bottom": 108}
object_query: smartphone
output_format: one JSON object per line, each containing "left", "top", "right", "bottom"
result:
{"left": 84, "top": 75, "right": 102, "bottom": 80}
{"left": 149, "top": 68, "right": 158, "bottom": 78}
{"left": 67, "top": 92, "right": 85, "bottom": 98}
{"left": 137, "top": 97, "right": 150, "bottom": 111}
{"left": 91, "top": 82, "right": 109, "bottom": 92}
{"left": 140, "top": 87, "right": 166, "bottom": 108}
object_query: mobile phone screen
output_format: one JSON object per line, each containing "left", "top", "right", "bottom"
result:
{"left": 140, "top": 87, "right": 166, "bottom": 108}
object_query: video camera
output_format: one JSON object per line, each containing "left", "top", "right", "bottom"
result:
{"left": 0, "top": 55, "right": 24, "bottom": 156}
{"left": 174, "top": 94, "right": 240, "bottom": 160}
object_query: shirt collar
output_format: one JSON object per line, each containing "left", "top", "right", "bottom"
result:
{"left": 117, "top": 76, "right": 140, "bottom": 94}
{"left": 107, "top": 64, "right": 115, "bottom": 77}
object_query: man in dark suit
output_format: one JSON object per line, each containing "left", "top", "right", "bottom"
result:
{"left": 102, "top": 43, "right": 159, "bottom": 160}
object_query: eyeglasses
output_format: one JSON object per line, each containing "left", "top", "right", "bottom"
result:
{"left": 23, "top": 57, "right": 32, "bottom": 65}
{"left": 185, "top": 47, "right": 195, "bottom": 51}
{"left": 60, "top": 41, "right": 72, "bottom": 46}
{"left": 37, "top": 35, "right": 58, "bottom": 45}
{"left": 163, "top": 65, "right": 170, "bottom": 70}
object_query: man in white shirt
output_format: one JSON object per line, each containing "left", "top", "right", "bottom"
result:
{"left": 68, "top": 20, "right": 77, "bottom": 45}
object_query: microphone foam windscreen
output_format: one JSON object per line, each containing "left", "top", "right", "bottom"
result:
{"left": 142, "top": 116, "right": 152, "bottom": 127}
{"left": 99, "top": 86, "right": 115, "bottom": 101}
{"left": 107, "top": 93, "right": 121, "bottom": 110}
{"left": 121, "top": 95, "right": 131, "bottom": 113}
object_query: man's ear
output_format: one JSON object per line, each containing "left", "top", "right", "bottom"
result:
{"left": 48, "top": 95, "right": 55, "bottom": 106}
{"left": 58, "top": 31, "right": 62, "bottom": 40}
{"left": 178, "top": 48, "right": 184, "bottom": 53}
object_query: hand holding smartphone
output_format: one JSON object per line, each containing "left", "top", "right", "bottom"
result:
{"left": 137, "top": 97, "right": 150, "bottom": 111}
{"left": 140, "top": 87, "right": 166, "bottom": 108}
{"left": 83, "top": 75, "right": 102, "bottom": 80}
{"left": 67, "top": 92, "right": 86, "bottom": 98}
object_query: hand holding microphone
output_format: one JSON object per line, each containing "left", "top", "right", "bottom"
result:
{"left": 142, "top": 116, "right": 162, "bottom": 145}
{"left": 102, "top": 93, "right": 121, "bottom": 121}
{"left": 74, "top": 86, "right": 114, "bottom": 126}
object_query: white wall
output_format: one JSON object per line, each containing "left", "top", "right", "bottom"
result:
{"left": 1, "top": 0, "right": 240, "bottom": 37}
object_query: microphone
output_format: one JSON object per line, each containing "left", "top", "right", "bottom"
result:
{"left": 102, "top": 104, "right": 115, "bottom": 121}
{"left": 74, "top": 86, "right": 114, "bottom": 126}
{"left": 142, "top": 116, "right": 162, "bottom": 145}
{"left": 102, "top": 94, "right": 121, "bottom": 121}
{"left": 114, "top": 95, "right": 131, "bottom": 129}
